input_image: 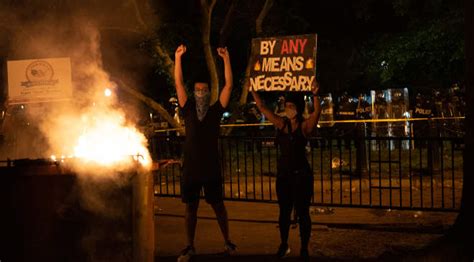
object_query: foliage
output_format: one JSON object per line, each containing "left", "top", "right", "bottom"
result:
{"left": 360, "top": 0, "right": 464, "bottom": 88}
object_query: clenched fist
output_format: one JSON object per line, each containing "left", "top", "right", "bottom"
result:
{"left": 175, "top": 44, "right": 187, "bottom": 59}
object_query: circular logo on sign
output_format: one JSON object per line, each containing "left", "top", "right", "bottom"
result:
{"left": 25, "top": 61, "right": 54, "bottom": 82}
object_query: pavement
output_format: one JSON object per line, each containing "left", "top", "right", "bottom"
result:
{"left": 154, "top": 196, "right": 458, "bottom": 261}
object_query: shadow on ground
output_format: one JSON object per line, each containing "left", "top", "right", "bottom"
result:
{"left": 156, "top": 254, "right": 346, "bottom": 261}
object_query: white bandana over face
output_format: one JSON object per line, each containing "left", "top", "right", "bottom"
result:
{"left": 194, "top": 89, "right": 210, "bottom": 121}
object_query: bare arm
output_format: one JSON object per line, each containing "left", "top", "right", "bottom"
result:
{"left": 250, "top": 91, "right": 285, "bottom": 130}
{"left": 302, "top": 81, "right": 321, "bottom": 137}
{"left": 218, "top": 47, "right": 233, "bottom": 108}
{"left": 174, "top": 44, "right": 188, "bottom": 108}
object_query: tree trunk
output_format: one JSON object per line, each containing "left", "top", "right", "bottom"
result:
{"left": 239, "top": 0, "right": 274, "bottom": 106}
{"left": 200, "top": 0, "right": 219, "bottom": 104}
{"left": 218, "top": 0, "right": 237, "bottom": 47}
{"left": 222, "top": 0, "right": 274, "bottom": 135}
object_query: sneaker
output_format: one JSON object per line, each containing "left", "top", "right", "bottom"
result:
{"left": 177, "top": 245, "right": 195, "bottom": 262}
{"left": 300, "top": 248, "right": 310, "bottom": 261}
{"left": 276, "top": 243, "right": 291, "bottom": 258}
{"left": 224, "top": 240, "right": 237, "bottom": 255}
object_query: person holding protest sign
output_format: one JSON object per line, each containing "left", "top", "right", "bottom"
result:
{"left": 251, "top": 82, "right": 321, "bottom": 260}
{"left": 174, "top": 44, "right": 236, "bottom": 262}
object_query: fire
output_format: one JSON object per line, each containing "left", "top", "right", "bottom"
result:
{"left": 72, "top": 110, "right": 152, "bottom": 168}
{"left": 42, "top": 77, "right": 152, "bottom": 171}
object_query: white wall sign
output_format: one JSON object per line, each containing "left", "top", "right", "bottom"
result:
{"left": 7, "top": 57, "right": 72, "bottom": 104}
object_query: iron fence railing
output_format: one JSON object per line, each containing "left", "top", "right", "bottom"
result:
{"left": 152, "top": 135, "right": 463, "bottom": 212}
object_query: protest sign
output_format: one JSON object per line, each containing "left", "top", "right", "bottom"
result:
{"left": 248, "top": 34, "right": 317, "bottom": 92}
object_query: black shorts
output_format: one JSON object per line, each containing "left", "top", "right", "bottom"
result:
{"left": 181, "top": 178, "right": 223, "bottom": 204}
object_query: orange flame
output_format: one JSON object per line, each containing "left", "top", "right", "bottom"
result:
{"left": 47, "top": 105, "right": 152, "bottom": 171}
{"left": 72, "top": 110, "right": 151, "bottom": 168}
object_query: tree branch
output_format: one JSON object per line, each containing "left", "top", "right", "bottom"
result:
{"left": 223, "top": 0, "right": 275, "bottom": 136}
{"left": 200, "top": 0, "right": 219, "bottom": 104}
{"left": 256, "top": 0, "right": 274, "bottom": 35}
{"left": 130, "top": 0, "right": 149, "bottom": 32}
{"left": 239, "top": 0, "right": 274, "bottom": 105}
{"left": 219, "top": 0, "right": 237, "bottom": 46}
{"left": 112, "top": 77, "right": 182, "bottom": 131}
{"left": 155, "top": 43, "right": 175, "bottom": 83}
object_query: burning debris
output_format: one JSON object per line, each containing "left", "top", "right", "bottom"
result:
{"left": 0, "top": 22, "right": 156, "bottom": 261}
{"left": 66, "top": 109, "right": 151, "bottom": 169}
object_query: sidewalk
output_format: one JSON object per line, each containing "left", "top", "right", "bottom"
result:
{"left": 154, "top": 196, "right": 457, "bottom": 261}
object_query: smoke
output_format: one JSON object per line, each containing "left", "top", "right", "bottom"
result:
{"left": 2, "top": 9, "right": 152, "bottom": 163}
{"left": 1, "top": 1, "right": 155, "bottom": 162}
{"left": 1, "top": 4, "right": 153, "bottom": 258}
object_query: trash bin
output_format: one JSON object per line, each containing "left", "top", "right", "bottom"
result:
{"left": 0, "top": 158, "right": 153, "bottom": 261}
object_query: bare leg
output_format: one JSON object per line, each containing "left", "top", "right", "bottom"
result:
{"left": 185, "top": 200, "right": 200, "bottom": 246}
{"left": 211, "top": 202, "right": 229, "bottom": 242}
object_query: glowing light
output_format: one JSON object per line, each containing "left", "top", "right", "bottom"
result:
{"left": 104, "top": 88, "right": 112, "bottom": 97}
{"left": 73, "top": 111, "right": 151, "bottom": 168}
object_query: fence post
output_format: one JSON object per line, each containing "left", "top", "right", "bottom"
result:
{"left": 355, "top": 122, "right": 368, "bottom": 176}
{"left": 428, "top": 119, "right": 441, "bottom": 175}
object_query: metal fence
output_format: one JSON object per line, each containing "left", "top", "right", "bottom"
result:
{"left": 151, "top": 135, "right": 463, "bottom": 212}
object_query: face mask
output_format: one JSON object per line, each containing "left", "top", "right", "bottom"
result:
{"left": 285, "top": 108, "right": 297, "bottom": 119}
{"left": 194, "top": 89, "right": 210, "bottom": 121}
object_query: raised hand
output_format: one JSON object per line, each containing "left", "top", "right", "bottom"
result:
{"left": 217, "top": 47, "right": 229, "bottom": 60}
{"left": 175, "top": 44, "right": 187, "bottom": 59}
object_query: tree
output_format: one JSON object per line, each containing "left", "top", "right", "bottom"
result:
{"left": 396, "top": 2, "right": 473, "bottom": 259}
{"left": 357, "top": 0, "right": 464, "bottom": 89}
{"left": 238, "top": 0, "right": 274, "bottom": 106}
{"left": 200, "top": 0, "right": 220, "bottom": 103}
{"left": 150, "top": 0, "right": 276, "bottom": 136}
{"left": 98, "top": 0, "right": 181, "bottom": 128}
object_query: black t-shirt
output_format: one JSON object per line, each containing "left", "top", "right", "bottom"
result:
{"left": 275, "top": 119, "right": 311, "bottom": 177}
{"left": 181, "top": 99, "right": 225, "bottom": 181}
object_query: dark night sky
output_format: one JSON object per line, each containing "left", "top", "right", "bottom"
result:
{"left": 141, "top": 0, "right": 412, "bottom": 102}
{"left": 0, "top": 0, "right": 463, "bottom": 110}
